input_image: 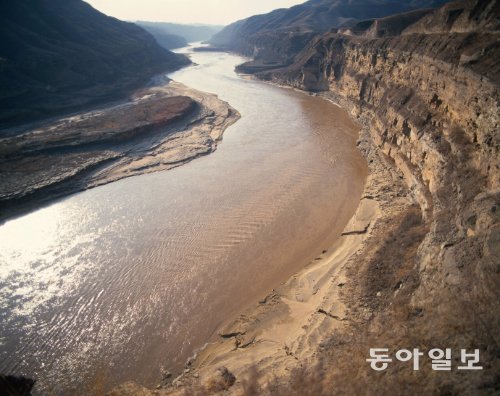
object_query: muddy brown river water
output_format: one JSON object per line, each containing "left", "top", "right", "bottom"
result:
{"left": 0, "top": 47, "right": 367, "bottom": 393}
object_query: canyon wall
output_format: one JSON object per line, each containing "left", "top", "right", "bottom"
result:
{"left": 256, "top": 0, "right": 499, "bottom": 391}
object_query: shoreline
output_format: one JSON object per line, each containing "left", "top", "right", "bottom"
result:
{"left": 175, "top": 115, "right": 407, "bottom": 394}
{"left": 107, "top": 84, "right": 411, "bottom": 395}
{"left": 148, "top": 27, "right": 500, "bottom": 391}
{"left": 0, "top": 81, "right": 240, "bottom": 224}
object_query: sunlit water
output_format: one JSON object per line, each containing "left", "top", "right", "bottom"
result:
{"left": 0, "top": 46, "right": 367, "bottom": 393}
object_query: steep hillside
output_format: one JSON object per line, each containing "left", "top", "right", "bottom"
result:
{"left": 137, "top": 22, "right": 223, "bottom": 43}
{"left": 0, "top": 0, "right": 190, "bottom": 131}
{"left": 404, "top": 0, "right": 500, "bottom": 32}
{"left": 210, "top": 0, "right": 451, "bottom": 62}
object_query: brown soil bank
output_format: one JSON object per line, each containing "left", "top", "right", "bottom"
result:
{"left": 110, "top": 0, "right": 499, "bottom": 394}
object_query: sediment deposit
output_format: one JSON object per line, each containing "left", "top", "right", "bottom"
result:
{"left": 0, "top": 81, "right": 239, "bottom": 222}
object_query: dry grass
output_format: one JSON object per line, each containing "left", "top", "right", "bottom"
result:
{"left": 234, "top": 204, "right": 500, "bottom": 395}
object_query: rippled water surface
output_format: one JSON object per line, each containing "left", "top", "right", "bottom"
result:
{"left": 0, "top": 47, "right": 366, "bottom": 393}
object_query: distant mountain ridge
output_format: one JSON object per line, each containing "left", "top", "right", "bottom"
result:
{"left": 136, "top": 22, "right": 224, "bottom": 44}
{"left": 209, "top": 0, "right": 452, "bottom": 58}
{"left": 0, "top": 0, "right": 190, "bottom": 130}
{"left": 135, "top": 24, "right": 188, "bottom": 50}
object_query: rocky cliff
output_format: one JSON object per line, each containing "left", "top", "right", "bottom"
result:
{"left": 265, "top": 0, "right": 498, "bottom": 223}
{"left": 250, "top": 0, "right": 499, "bottom": 392}
{"left": 0, "top": 0, "right": 190, "bottom": 130}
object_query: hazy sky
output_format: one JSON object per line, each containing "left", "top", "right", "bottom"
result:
{"left": 84, "top": 0, "right": 306, "bottom": 25}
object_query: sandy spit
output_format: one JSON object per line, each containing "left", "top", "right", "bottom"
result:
{"left": 0, "top": 81, "right": 240, "bottom": 223}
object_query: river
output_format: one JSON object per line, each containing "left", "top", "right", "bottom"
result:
{"left": 0, "top": 47, "right": 367, "bottom": 393}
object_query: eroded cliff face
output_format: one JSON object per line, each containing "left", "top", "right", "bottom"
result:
{"left": 282, "top": 30, "right": 499, "bottom": 205}
{"left": 260, "top": 0, "right": 499, "bottom": 390}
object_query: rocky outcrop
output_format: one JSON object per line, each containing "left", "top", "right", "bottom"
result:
{"left": 265, "top": 0, "right": 499, "bottom": 214}
{"left": 0, "top": 0, "right": 190, "bottom": 130}
{"left": 0, "top": 374, "right": 35, "bottom": 396}
{"left": 338, "top": 8, "right": 435, "bottom": 37}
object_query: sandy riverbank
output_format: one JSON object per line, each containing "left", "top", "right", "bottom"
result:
{"left": 0, "top": 81, "right": 239, "bottom": 223}
{"left": 106, "top": 90, "right": 414, "bottom": 395}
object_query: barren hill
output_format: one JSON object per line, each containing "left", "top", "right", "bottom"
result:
{"left": 0, "top": 0, "right": 190, "bottom": 130}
